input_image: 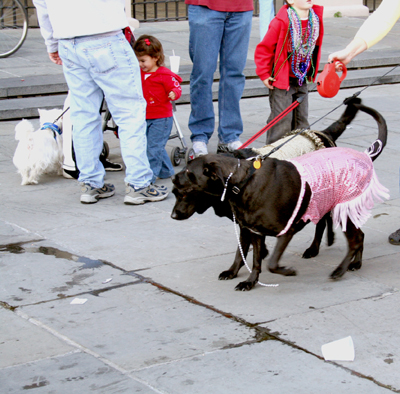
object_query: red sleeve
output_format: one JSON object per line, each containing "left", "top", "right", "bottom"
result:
{"left": 163, "top": 74, "right": 182, "bottom": 101}
{"left": 254, "top": 19, "right": 280, "bottom": 82}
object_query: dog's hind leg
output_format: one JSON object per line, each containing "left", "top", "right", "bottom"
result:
{"left": 302, "top": 213, "right": 334, "bottom": 258}
{"left": 20, "top": 168, "right": 30, "bottom": 185}
{"left": 330, "top": 219, "right": 364, "bottom": 279}
{"left": 267, "top": 232, "right": 298, "bottom": 276}
{"left": 235, "top": 233, "right": 266, "bottom": 291}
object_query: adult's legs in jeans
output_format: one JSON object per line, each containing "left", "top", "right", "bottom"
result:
{"left": 59, "top": 40, "right": 105, "bottom": 188}
{"left": 89, "top": 33, "right": 153, "bottom": 189}
{"left": 146, "top": 117, "right": 174, "bottom": 183}
{"left": 188, "top": 5, "right": 224, "bottom": 144}
{"left": 218, "top": 10, "right": 252, "bottom": 144}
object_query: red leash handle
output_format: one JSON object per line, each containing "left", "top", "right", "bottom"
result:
{"left": 239, "top": 99, "right": 301, "bottom": 149}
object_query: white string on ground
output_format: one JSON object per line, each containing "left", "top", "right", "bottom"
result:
{"left": 232, "top": 212, "right": 279, "bottom": 288}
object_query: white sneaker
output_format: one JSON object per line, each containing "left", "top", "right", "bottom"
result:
{"left": 193, "top": 141, "right": 208, "bottom": 157}
{"left": 227, "top": 140, "right": 242, "bottom": 151}
{"left": 217, "top": 140, "right": 242, "bottom": 153}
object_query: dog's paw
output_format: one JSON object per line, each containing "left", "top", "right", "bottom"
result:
{"left": 302, "top": 247, "right": 319, "bottom": 259}
{"left": 348, "top": 260, "right": 362, "bottom": 271}
{"left": 269, "top": 266, "right": 297, "bottom": 276}
{"left": 235, "top": 281, "right": 256, "bottom": 291}
{"left": 219, "top": 270, "right": 237, "bottom": 280}
{"left": 330, "top": 266, "right": 346, "bottom": 279}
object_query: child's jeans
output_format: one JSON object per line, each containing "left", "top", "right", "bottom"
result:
{"left": 266, "top": 78, "right": 310, "bottom": 144}
{"left": 146, "top": 117, "right": 174, "bottom": 183}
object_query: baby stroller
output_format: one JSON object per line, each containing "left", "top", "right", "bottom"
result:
{"left": 101, "top": 100, "right": 194, "bottom": 166}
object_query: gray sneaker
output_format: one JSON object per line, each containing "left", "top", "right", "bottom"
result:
{"left": 80, "top": 182, "right": 115, "bottom": 204}
{"left": 124, "top": 183, "right": 169, "bottom": 205}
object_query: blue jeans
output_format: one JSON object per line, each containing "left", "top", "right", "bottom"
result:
{"left": 146, "top": 117, "right": 174, "bottom": 183}
{"left": 187, "top": 5, "right": 252, "bottom": 144}
{"left": 59, "top": 32, "right": 153, "bottom": 189}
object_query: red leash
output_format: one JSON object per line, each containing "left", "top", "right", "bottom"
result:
{"left": 239, "top": 97, "right": 303, "bottom": 149}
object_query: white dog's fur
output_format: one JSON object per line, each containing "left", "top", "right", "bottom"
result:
{"left": 13, "top": 109, "right": 64, "bottom": 185}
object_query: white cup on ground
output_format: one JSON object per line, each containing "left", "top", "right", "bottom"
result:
{"left": 321, "top": 336, "right": 355, "bottom": 361}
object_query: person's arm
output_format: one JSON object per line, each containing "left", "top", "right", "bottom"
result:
{"left": 328, "top": 37, "right": 368, "bottom": 66}
{"left": 254, "top": 21, "right": 279, "bottom": 89}
{"left": 164, "top": 74, "right": 182, "bottom": 101}
{"left": 329, "top": 0, "right": 400, "bottom": 66}
{"left": 32, "top": 0, "right": 62, "bottom": 65}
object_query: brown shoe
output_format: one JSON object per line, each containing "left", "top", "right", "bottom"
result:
{"left": 388, "top": 228, "right": 400, "bottom": 245}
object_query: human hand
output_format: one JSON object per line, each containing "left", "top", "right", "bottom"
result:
{"left": 328, "top": 37, "right": 368, "bottom": 69}
{"left": 328, "top": 49, "right": 352, "bottom": 69}
{"left": 262, "top": 77, "right": 275, "bottom": 90}
{"left": 48, "top": 51, "right": 63, "bottom": 65}
{"left": 168, "top": 91, "right": 176, "bottom": 100}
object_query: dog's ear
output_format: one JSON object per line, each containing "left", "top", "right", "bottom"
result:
{"left": 203, "top": 161, "right": 226, "bottom": 184}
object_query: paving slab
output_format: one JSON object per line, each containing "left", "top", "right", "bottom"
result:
{"left": 0, "top": 351, "right": 159, "bottom": 393}
{"left": 264, "top": 292, "right": 400, "bottom": 391}
{"left": 131, "top": 340, "right": 392, "bottom": 394}
{"left": 18, "top": 284, "right": 255, "bottom": 372}
{"left": 0, "top": 308, "right": 74, "bottom": 368}
{"left": 0, "top": 240, "right": 137, "bottom": 306}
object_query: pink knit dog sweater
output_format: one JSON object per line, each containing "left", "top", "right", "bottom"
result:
{"left": 278, "top": 147, "right": 389, "bottom": 236}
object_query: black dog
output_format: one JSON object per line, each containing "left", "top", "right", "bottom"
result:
{"left": 171, "top": 99, "right": 361, "bottom": 286}
{"left": 172, "top": 99, "right": 386, "bottom": 290}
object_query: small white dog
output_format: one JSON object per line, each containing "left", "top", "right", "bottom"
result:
{"left": 13, "top": 108, "right": 64, "bottom": 185}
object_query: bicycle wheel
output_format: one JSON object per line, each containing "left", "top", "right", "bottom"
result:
{"left": 0, "top": 0, "right": 28, "bottom": 58}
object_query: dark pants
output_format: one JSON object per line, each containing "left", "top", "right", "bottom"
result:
{"left": 266, "top": 78, "right": 310, "bottom": 144}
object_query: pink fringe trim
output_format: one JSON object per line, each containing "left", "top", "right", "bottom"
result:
{"left": 332, "top": 169, "right": 389, "bottom": 231}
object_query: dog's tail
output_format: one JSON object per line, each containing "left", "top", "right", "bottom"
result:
{"left": 15, "top": 119, "right": 35, "bottom": 141}
{"left": 320, "top": 96, "right": 361, "bottom": 143}
{"left": 353, "top": 103, "right": 387, "bottom": 162}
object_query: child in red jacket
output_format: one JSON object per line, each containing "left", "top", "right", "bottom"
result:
{"left": 255, "top": 0, "right": 324, "bottom": 143}
{"left": 134, "top": 35, "right": 182, "bottom": 182}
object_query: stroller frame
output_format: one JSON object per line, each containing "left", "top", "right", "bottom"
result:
{"left": 101, "top": 100, "right": 194, "bottom": 166}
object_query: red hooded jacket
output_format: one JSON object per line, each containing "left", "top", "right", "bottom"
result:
{"left": 254, "top": 4, "right": 324, "bottom": 90}
{"left": 141, "top": 66, "right": 183, "bottom": 119}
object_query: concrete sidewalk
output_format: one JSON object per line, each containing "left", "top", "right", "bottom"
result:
{"left": 1, "top": 15, "right": 400, "bottom": 394}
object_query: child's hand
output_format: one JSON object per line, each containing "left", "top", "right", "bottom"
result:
{"left": 168, "top": 91, "right": 176, "bottom": 100}
{"left": 262, "top": 77, "right": 275, "bottom": 90}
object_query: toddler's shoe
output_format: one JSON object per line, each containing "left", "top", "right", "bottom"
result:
{"left": 80, "top": 183, "right": 115, "bottom": 204}
{"left": 124, "top": 183, "right": 168, "bottom": 205}
{"left": 192, "top": 141, "right": 208, "bottom": 158}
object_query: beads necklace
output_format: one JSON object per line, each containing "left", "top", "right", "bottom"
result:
{"left": 287, "top": 6, "right": 320, "bottom": 85}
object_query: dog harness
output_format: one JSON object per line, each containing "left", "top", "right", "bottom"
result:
{"left": 278, "top": 147, "right": 389, "bottom": 236}
{"left": 41, "top": 122, "right": 62, "bottom": 140}
{"left": 252, "top": 129, "right": 330, "bottom": 160}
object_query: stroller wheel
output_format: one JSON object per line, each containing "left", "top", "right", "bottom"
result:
{"left": 170, "top": 146, "right": 181, "bottom": 166}
{"left": 185, "top": 148, "right": 195, "bottom": 163}
{"left": 102, "top": 142, "right": 110, "bottom": 159}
